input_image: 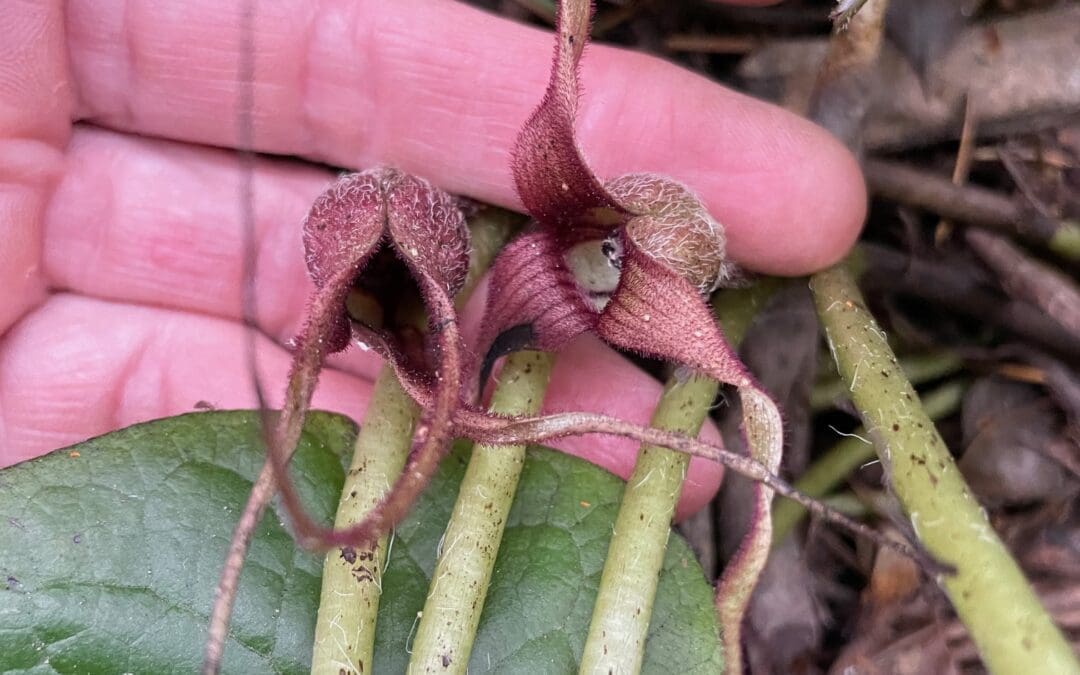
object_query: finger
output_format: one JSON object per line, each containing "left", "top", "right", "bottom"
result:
{"left": 0, "top": 295, "right": 373, "bottom": 468}
{"left": 66, "top": 0, "right": 864, "bottom": 274}
{"left": 1, "top": 297, "right": 722, "bottom": 516}
{"left": 43, "top": 126, "right": 386, "bottom": 382}
{"left": 0, "top": 0, "right": 71, "bottom": 333}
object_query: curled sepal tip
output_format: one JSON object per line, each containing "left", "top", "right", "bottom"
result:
{"left": 714, "top": 385, "right": 783, "bottom": 675}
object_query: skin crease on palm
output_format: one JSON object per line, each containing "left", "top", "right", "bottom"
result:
{"left": 0, "top": 0, "right": 865, "bottom": 522}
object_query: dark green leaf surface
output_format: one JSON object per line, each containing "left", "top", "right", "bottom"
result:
{"left": 0, "top": 411, "right": 721, "bottom": 673}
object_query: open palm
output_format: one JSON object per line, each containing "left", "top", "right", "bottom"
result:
{"left": 0, "top": 0, "right": 865, "bottom": 519}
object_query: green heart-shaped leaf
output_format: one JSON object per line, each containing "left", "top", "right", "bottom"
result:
{"left": 0, "top": 411, "right": 721, "bottom": 673}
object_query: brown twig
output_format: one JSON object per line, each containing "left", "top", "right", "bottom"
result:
{"left": 991, "top": 345, "right": 1080, "bottom": 448}
{"left": 830, "top": 0, "right": 875, "bottom": 29}
{"left": 934, "top": 94, "right": 978, "bottom": 244}
{"left": 664, "top": 34, "right": 760, "bottom": 54}
{"left": 858, "top": 243, "right": 1080, "bottom": 364}
{"left": 864, "top": 158, "right": 1076, "bottom": 249}
{"left": 964, "top": 229, "right": 1080, "bottom": 339}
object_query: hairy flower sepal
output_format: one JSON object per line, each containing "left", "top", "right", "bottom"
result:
{"left": 477, "top": 0, "right": 785, "bottom": 667}
{"left": 266, "top": 168, "right": 471, "bottom": 549}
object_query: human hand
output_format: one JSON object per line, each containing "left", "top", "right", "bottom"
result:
{"left": 0, "top": 0, "right": 864, "bottom": 519}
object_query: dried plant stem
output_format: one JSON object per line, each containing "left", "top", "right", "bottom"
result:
{"left": 934, "top": 95, "right": 978, "bottom": 245}
{"left": 830, "top": 0, "right": 873, "bottom": 28}
{"left": 965, "top": 228, "right": 1080, "bottom": 339}
{"left": 810, "top": 264, "right": 1080, "bottom": 674}
{"left": 408, "top": 350, "right": 554, "bottom": 673}
{"left": 773, "top": 379, "right": 966, "bottom": 543}
{"left": 857, "top": 243, "right": 1080, "bottom": 363}
{"left": 579, "top": 281, "right": 776, "bottom": 674}
{"left": 864, "top": 158, "right": 1080, "bottom": 261}
{"left": 311, "top": 369, "right": 419, "bottom": 675}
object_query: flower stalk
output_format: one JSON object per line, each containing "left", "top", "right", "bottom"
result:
{"left": 810, "top": 351, "right": 962, "bottom": 412}
{"left": 311, "top": 369, "right": 419, "bottom": 674}
{"left": 803, "top": 0, "right": 1078, "bottom": 668}
{"left": 578, "top": 371, "right": 717, "bottom": 674}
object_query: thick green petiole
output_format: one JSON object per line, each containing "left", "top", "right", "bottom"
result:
{"left": 578, "top": 372, "right": 718, "bottom": 674}
{"left": 810, "top": 263, "right": 1080, "bottom": 675}
{"left": 810, "top": 351, "right": 962, "bottom": 412}
{"left": 408, "top": 350, "right": 554, "bottom": 673}
{"left": 579, "top": 280, "right": 780, "bottom": 674}
{"left": 311, "top": 370, "right": 419, "bottom": 674}
{"left": 772, "top": 379, "right": 966, "bottom": 544}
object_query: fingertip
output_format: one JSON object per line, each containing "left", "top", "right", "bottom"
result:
{"left": 578, "top": 49, "right": 866, "bottom": 276}
{"left": 722, "top": 126, "right": 867, "bottom": 275}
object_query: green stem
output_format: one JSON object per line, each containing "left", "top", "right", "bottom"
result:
{"left": 312, "top": 370, "right": 419, "bottom": 675}
{"left": 579, "top": 280, "right": 779, "bottom": 674}
{"left": 820, "top": 492, "right": 868, "bottom": 518}
{"left": 810, "top": 263, "right": 1080, "bottom": 675}
{"left": 579, "top": 374, "right": 717, "bottom": 674}
{"left": 408, "top": 350, "right": 554, "bottom": 673}
{"left": 773, "top": 379, "right": 966, "bottom": 543}
{"left": 311, "top": 208, "right": 521, "bottom": 675}
{"left": 811, "top": 351, "right": 962, "bottom": 412}
{"left": 509, "top": 0, "right": 557, "bottom": 23}
{"left": 458, "top": 208, "right": 522, "bottom": 303}
{"left": 712, "top": 277, "right": 788, "bottom": 347}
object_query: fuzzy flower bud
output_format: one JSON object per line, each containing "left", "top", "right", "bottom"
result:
{"left": 606, "top": 173, "right": 731, "bottom": 294}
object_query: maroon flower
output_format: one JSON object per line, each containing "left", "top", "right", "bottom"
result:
{"left": 264, "top": 4, "right": 785, "bottom": 650}
{"left": 211, "top": 5, "right": 924, "bottom": 670}
{"left": 264, "top": 167, "right": 471, "bottom": 548}
{"left": 475, "top": 0, "right": 783, "bottom": 661}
